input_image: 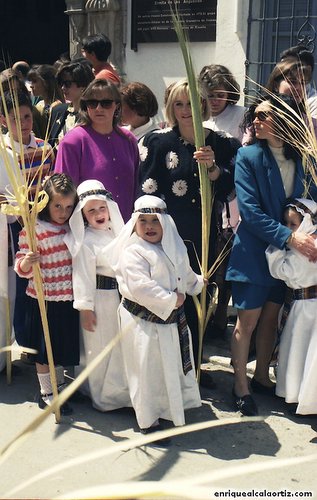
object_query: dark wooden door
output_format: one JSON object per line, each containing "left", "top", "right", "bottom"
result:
{"left": 0, "top": 0, "right": 69, "bottom": 65}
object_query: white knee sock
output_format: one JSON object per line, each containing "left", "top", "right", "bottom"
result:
{"left": 37, "top": 372, "right": 53, "bottom": 406}
{"left": 55, "top": 365, "right": 65, "bottom": 389}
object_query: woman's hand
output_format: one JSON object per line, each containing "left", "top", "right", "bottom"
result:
{"left": 193, "top": 145, "right": 214, "bottom": 167}
{"left": 193, "top": 146, "right": 220, "bottom": 180}
{"left": 20, "top": 251, "right": 40, "bottom": 274}
{"left": 80, "top": 310, "right": 97, "bottom": 332}
{"left": 289, "top": 232, "right": 317, "bottom": 262}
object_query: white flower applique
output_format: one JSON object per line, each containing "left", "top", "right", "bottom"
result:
{"left": 172, "top": 180, "right": 188, "bottom": 197}
{"left": 142, "top": 178, "right": 158, "bottom": 194}
{"left": 139, "top": 144, "right": 148, "bottom": 161}
{"left": 165, "top": 151, "right": 179, "bottom": 170}
{"left": 155, "top": 127, "right": 172, "bottom": 134}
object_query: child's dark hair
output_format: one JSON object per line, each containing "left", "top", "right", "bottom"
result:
{"left": 0, "top": 91, "right": 32, "bottom": 115}
{"left": 38, "top": 173, "right": 77, "bottom": 222}
{"left": 283, "top": 204, "right": 303, "bottom": 225}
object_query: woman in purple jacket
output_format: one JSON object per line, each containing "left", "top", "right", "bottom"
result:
{"left": 55, "top": 79, "right": 139, "bottom": 222}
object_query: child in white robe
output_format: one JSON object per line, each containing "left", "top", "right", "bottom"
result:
{"left": 266, "top": 198, "right": 317, "bottom": 415}
{"left": 66, "top": 179, "right": 131, "bottom": 411}
{"left": 110, "top": 195, "right": 203, "bottom": 439}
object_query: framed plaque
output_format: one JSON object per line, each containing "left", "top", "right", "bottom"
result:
{"left": 131, "top": 0, "right": 217, "bottom": 50}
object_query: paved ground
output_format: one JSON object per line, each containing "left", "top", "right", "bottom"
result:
{"left": 0, "top": 327, "right": 317, "bottom": 500}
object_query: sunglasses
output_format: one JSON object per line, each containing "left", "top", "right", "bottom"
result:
{"left": 253, "top": 110, "right": 270, "bottom": 121}
{"left": 84, "top": 99, "right": 115, "bottom": 109}
{"left": 286, "top": 77, "right": 306, "bottom": 86}
{"left": 59, "top": 80, "right": 75, "bottom": 89}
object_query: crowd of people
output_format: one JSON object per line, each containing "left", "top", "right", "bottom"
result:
{"left": 0, "top": 34, "right": 317, "bottom": 442}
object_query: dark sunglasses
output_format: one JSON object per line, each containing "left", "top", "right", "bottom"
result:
{"left": 84, "top": 99, "right": 115, "bottom": 109}
{"left": 59, "top": 80, "right": 75, "bottom": 89}
{"left": 253, "top": 110, "right": 270, "bottom": 121}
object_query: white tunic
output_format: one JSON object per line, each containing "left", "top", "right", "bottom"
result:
{"left": 266, "top": 241, "right": 317, "bottom": 414}
{"left": 72, "top": 227, "right": 131, "bottom": 411}
{"left": 203, "top": 104, "right": 246, "bottom": 142}
{"left": 116, "top": 235, "right": 203, "bottom": 429}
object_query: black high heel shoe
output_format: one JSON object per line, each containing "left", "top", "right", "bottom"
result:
{"left": 250, "top": 377, "right": 276, "bottom": 396}
{"left": 232, "top": 388, "right": 258, "bottom": 416}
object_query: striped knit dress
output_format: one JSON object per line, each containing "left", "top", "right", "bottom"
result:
{"left": 15, "top": 220, "right": 79, "bottom": 366}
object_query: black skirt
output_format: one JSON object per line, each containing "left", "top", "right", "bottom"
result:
{"left": 24, "top": 296, "right": 80, "bottom": 366}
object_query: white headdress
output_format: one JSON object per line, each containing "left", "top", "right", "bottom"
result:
{"left": 66, "top": 179, "right": 124, "bottom": 256}
{"left": 108, "top": 195, "right": 189, "bottom": 271}
{"left": 286, "top": 197, "right": 317, "bottom": 235}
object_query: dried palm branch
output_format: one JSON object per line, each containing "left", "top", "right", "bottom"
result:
{"left": 245, "top": 71, "right": 317, "bottom": 195}
{"left": 55, "top": 452, "right": 317, "bottom": 500}
{"left": 0, "top": 81, "right": 61, "bottom": 422}
{"left": 3, "top": 415, "right": 262, "bottom": 498}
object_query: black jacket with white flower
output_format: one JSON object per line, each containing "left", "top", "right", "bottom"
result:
{"left": 138, "top": 125, "right": 240, "bottom": 266}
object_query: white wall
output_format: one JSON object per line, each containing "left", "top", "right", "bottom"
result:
{"left": 124, "top": 0, "right": 250, "bottom": 117}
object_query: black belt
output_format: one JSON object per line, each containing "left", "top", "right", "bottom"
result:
{"left": 96, "top": 275, "right": 118, "bottom": 290}
{"left": 293, "top": 285, "right": 317, "bottom": 300}
{"left": 122, "top": 297, "right": 177, "bottom": 323}
{"left": 122, "top": 297, "right": 192, "bottom": 375}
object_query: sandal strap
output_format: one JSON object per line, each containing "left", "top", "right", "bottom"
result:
{"left": 41, "top": 392, "right": 53, "bottom": 398}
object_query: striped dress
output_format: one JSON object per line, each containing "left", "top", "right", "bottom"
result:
{"left": 14, "top": 220, "right": 79, "bottom": 366}
{"left": 1, "top": 132, "right": 54, "bottom": 198}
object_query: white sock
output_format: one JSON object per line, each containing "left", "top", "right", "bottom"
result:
{"left": 37, "top": 372, "right": 53, "bottom": 406}
{"left": 55, "top": 365, "right": 65, "bottom": 390}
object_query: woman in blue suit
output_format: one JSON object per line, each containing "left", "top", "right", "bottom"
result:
{"left": 226, "top": 95, "right": 317, "bottom": 416}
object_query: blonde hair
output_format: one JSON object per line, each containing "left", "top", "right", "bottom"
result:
{"left": 165, "top": 79, "right": 209, "bottom": 127}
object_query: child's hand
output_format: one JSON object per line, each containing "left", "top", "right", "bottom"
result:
{"left": 175, "top": 292, "right": 185, "bottom": 308}
{"left": 20, "top": 251, "right": 40, "bottom": 273}
{"left": 80, "top": 310, "right": 97, "bottom": 332}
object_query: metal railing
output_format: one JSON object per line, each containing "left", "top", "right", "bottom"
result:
{"left": 245, "top": 0, "right": 317, "bottom": 101}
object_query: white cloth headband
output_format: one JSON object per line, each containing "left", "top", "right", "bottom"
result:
{"left": 65, "top": 179, "right": 124, "bottom": 257}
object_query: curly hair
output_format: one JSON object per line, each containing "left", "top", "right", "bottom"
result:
{"left": 198, "top": 64, "right": 240, "bottom": 104}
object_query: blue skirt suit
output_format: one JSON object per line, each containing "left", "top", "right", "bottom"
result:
{"left": 226, "top": 142, "right": 309, "bottom": 309}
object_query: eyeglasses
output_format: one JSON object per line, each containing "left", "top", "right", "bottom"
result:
{"left": 84, "top": 99, "right": 115, "bottom": 109}
{"left": 59, "top": 80, "right": 75, "bottom": 89}
{"left": 253, "top": 110, "right": 270, "bottom": 121}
